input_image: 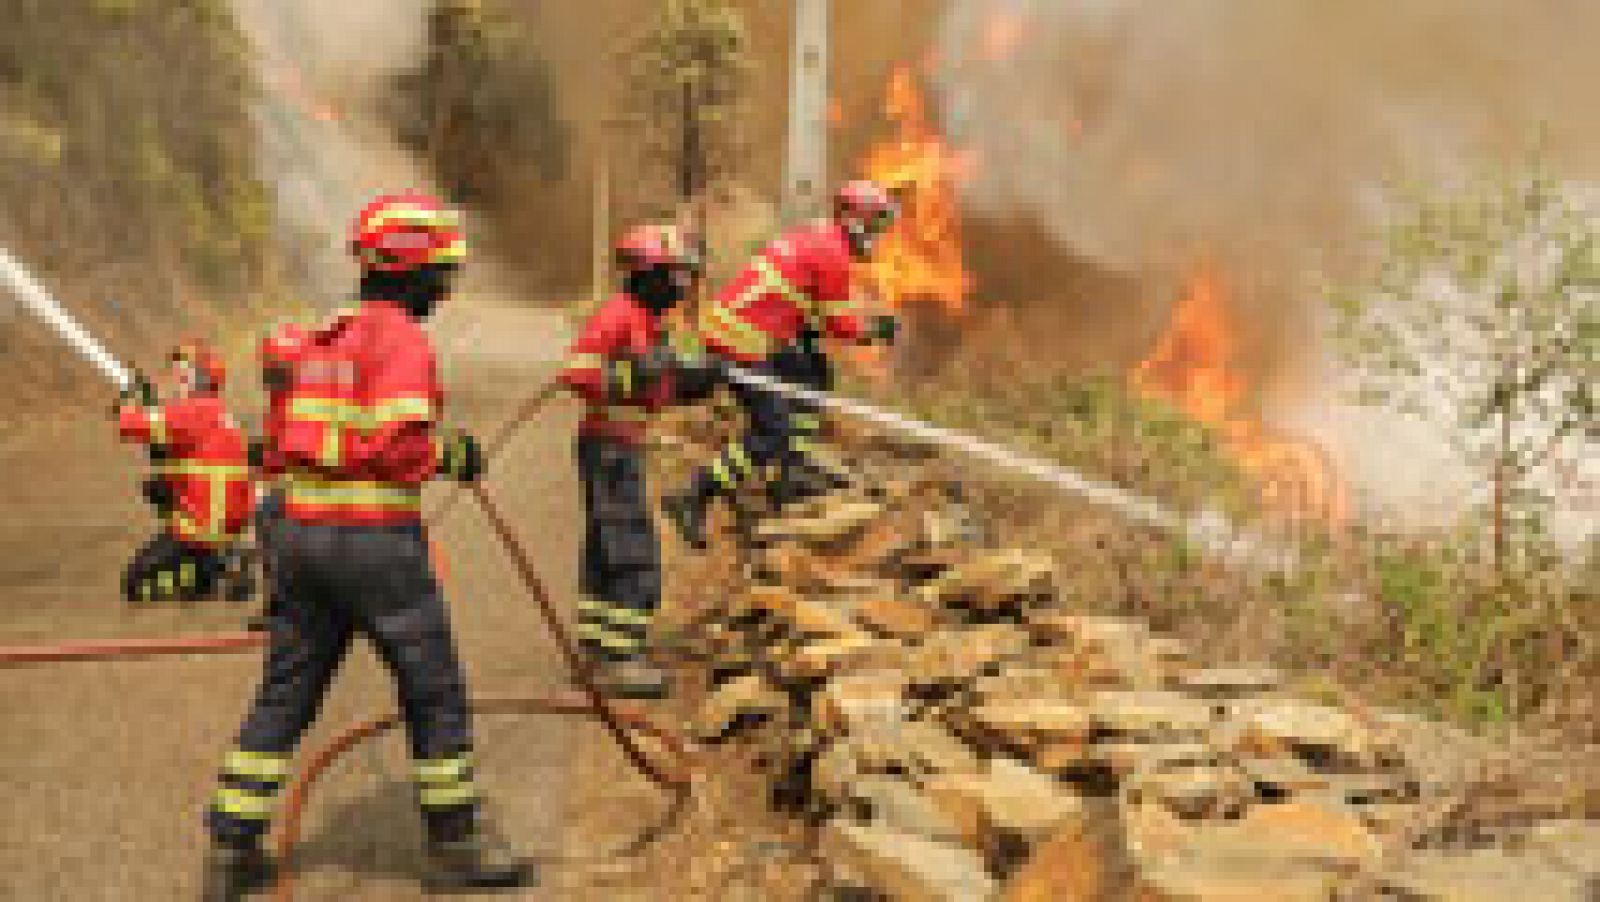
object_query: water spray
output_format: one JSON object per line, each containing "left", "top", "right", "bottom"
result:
{"left": 721, "top": 364, "right": 1295, "bottom": 572}
{"left": 0, "top": 247, "right": 132, "bottom": 389}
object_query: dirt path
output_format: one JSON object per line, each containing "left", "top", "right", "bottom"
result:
{"left": 0, "top": 2, "right": 671, "bottom": 896}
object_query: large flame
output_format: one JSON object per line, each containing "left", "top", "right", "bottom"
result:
{"left": 858, "top": 65, "right": 973, "bottom": 316}
{"left": 1133, "top": 265, "right": 1349, "bottom": 525}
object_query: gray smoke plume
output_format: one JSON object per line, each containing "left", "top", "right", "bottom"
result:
{"left": 933, "top": 0, "right": 1599, "bottom": 527}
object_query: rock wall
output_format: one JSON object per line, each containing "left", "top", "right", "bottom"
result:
{"left": 666, "top": 461, "right": 1600, "bottom": 900}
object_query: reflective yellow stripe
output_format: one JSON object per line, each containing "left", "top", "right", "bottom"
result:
{"left": 157, "top": 462, "right": 250, "bottom": 478}
{"left": 751, "top": 257, "right": 813, "bottom": 315}
{"left": 285, "top": 476, "right": 422, "bottom": 511}
{"left": 226, "top": 751, "right": 291, "bottom": 781}
{"left": 178, "top": 560, "right": 197, "bottom": 589}
{"left": 791, "top": 413, "right": 823, "bottom": 431}
{"left": 156, "top": 569, "right": 176, "bottom": 596}
{"left": 414, "top": 755, "right": 473, "bottom": 785}
{"left": 146, "top": 410, "right": 169, "bottom": 445}
{"left": 727, "top": 443, "right": 753, "bottom": 475}
{"left": 369, "top": 395, "right": 435, "bottom": 424}
{"left": 291, "top": 395, "right": 434, "bottom": 428}
{"left": 288, "top": 397, "right": 356, "bottom": 422}
{"left": 214, "top": 787, "right": 275, "bottom": 819}
{"left": 709, "top": 458, "right": 736, "bottom": 488}
{"left": 792, "top": 438, "right": 819, "bottom": 455}
{"left": 366, "top": 204, "right": 460, "bottom": 231}
{"left": 564, "top": 352, "right": 606, "bottom": 372}
{"left": 319, "top": 425, "right": 343, "bottom": 469}
{"left": 579, "top": 599, "right": 653, "bottom": 628}
{"left": 818, "top": 296, "right": 861, "bottom": 318}
{"left": 702, "top": 305, "right": 772, "bottom": 357}
{"left": 610, "top": 360, "right": 634, "bottom": 398}
{"left": 577, "top": 621, "right": 642, "bottom": 651}
{"left": 419, "top": 783, "right": 478, "bottom": 808}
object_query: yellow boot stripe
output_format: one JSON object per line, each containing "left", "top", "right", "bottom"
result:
{"left": 225, "top": 751, "right": 291, "bottom": 780}
{"left": 419, "top": 782, "right": 479, "bottom": 808}
{"left": 414, "top": 755, "right": 473, "bottom": 784}
{"left": 213, "top": 787, "right": 275, "bottom": 819}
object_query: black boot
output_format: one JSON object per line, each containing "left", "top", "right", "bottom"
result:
{"left": 662, "top": 475, "right": 717, "bottom": 551}
{"left": 200, "top": 844, "right": 275, "bottom": 901}
{"left": 423, "top": 821, "right": 536, "bottom": 893}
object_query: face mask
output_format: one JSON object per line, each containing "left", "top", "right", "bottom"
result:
{"left": 626, "top": 266, "right": 686, "bottom": 314}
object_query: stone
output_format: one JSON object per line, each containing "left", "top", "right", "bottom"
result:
{"left": 1380, "top": 849, "right": 1594, "bottom": 901}
{"left": 757, "top": 500, "right": 886, "bottom": 545}
{"left": 1227, "top": 699, "right": 1377, "bottom": 766}
{"left": 782, "top": 632, "right": 895, "bottom": 682}
{"left": 1128, "top": 766, "right": 1251, "bottom": 820}
{"left": 852, "top": 593, "right": 938, "bottom": 640}
{"left": 812, "top": 740, "right": 862, "bottom": 804}
{"left": 820, "top": 820, "right": 998, "bottom": 902}
{"left": 1187, "top": 800, "right": 1382, "bottom": 868}
{"left": 1136, "top": 857, "right": 1343, "bottom": 901}
{"left": 1087, "top": 742, "right": 1220, "bottom": 777}
{"left": 1001, "top": 818, "right": 1117, "bottom": 902}
{"left": 694, "top": 673, "right": 787, "bottom": 742}
{"left": 971, "top": 700, "right": 1094, "bottom": 753}
{"left": 1026, "top": 613, "right": 1149, "bottom": 649}
{"left": 970, "top": 667, "right": 1073, "bottom": 704}
{"left": 735, "top": 584, "right": 807, "bottom": 622}
{"left": 915, "top": 549, "right": 1058, "bottom": 611}
{"left": 847, "top": 720, "right": 984, "bottom": 778}
{"left": 1236, "top": 757, "right": 1332, "bottom": 798}
{"left": 1177, "top": 667, "right": 1283, "bottom": 699}
{"left": 816, "top": 672, "right": 911, "bottom": 738}
{"left": 760, "top": 544, "right": 882, "bottom": 593}
{"left": 848, "top": 776, "right": 966, "bottom": 843}
{"left": 1520, "top": 819, "right": 1600, "bottom": 875}
{"left": 905, "top": 625, "right": 1031, "bottom": 687}
{"left": 787, "top": 596, "right": 868, "bottom": 640}
{"left": 1089, "top": 691, "right": 1217, "bottom": 738}
{"left": 924, "top": 759, "right": 1087, "bottom": 874}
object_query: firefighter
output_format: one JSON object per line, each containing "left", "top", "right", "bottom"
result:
{"left": 201, "top": 193, "right": 533, "bottom": 899}
{"left": 663, "top": 180, "right": 901, "bottom": 549}
{"left": 558, "top": 224, "right": 711, "bottom": 699}
{"left": 115, "top": 340, "right": 254, "bottom": 604}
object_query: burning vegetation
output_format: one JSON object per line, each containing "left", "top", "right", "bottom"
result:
{"left": 1132, "top": 265, "right": 1349, "bottom": 526}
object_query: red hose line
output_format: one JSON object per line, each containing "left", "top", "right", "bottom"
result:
{"left": 0, "top": 630, "right": 266, "bottom": 666}
{"left": 271, "top": 693, "right": 695, "bottom": 902}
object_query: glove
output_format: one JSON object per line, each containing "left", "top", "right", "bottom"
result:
{"left": 113, "top": 371, "right": 156, "bottom": 414}
{"left": 864, "top": 314, "right": 900, "bottom": 346}
{"left": 141, "top": 476, "right": 176, "bottom": 512}
{"left": 605, "top": 347, "right": 679, "bottom": 402}
{"left": 436, "top": 430, "right": 484, "bottom": 483}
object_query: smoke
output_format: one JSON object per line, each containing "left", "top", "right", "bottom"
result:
{"left": 933, "top": 0, "right": 1600, "bottom": 524}
{"left": 936, "top": 0, "right": 1600, "bottom": 281}
{"left": 230, "top": 0, "right": 433, "bottom": 299}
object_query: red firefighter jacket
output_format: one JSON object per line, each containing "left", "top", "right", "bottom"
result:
{"left": 559, "top": 292, "right": 674, "bottom": 446}
{"left": 274, "top": 300, "right": 443, "bottom": 525}
{"left": 699, "top": 220, "right": 866, "bottom": 363}
{"left": 118, "top": 396, "right": 253, "bottom": 549}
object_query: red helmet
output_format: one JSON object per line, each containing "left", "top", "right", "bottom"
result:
{"left": 171, "top": 338, "right": 226, "bottom": 393}
{"left": 615, "top": 224, "right": 700, "bottom": 275}
{"left": 259, "top": 322, "right": 306, "bottom": 369}
{"left": 350, "top": 192, "right": 467, "bottom": 273}
{"left": 833, "top": 180, "right": 898, "bottom": 230}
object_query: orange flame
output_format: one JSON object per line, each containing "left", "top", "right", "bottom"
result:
{"left": 858, "top": 65, "right": 973, "bottom": 317}
{"left": 1133, "top": 265, "right": 1349, "bottom": 525}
